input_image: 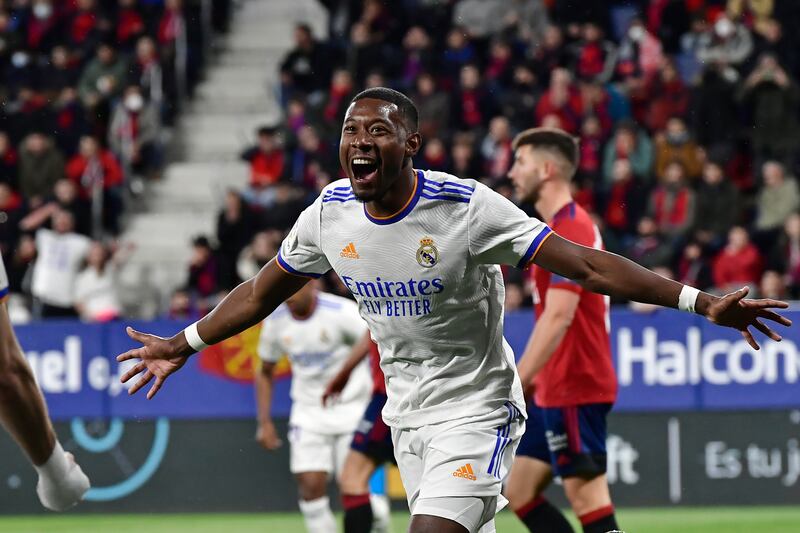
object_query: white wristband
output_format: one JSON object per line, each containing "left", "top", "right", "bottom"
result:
{"left": 183, "top": 322, "right": 209, "bottom": 352}
{"left": 678, "top": 285, "right": 700, "bottom": 313}
{"left": 34, "top": 441, "right": 69, "bottom": 480}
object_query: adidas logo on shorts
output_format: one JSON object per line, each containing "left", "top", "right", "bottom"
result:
{"left": 452, "top": 463, "right": 477, "bottom": 481}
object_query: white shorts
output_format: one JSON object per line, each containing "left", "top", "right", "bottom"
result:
{"left": 391, "top": 402, "right": 524, "bottom": 528}
{"left": 288, "top": 425, "right": 352, "bottom": 475}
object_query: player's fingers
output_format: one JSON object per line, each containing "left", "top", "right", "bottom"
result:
{"left": 129, "top": 371, "right": 154, "bottom": 395}
{"left": 756, "top": 309, "right": 793, "bottom": 327}
{"left": 147, "top": 376, "right": 165, "bottom": 400}
{"left": 120, "top": 361, "right": 146, "bottom": 383}
{"left": 753, "top": 319, "right": 782, "bottom": 342}
{"left": 740, "top": 298, "right": 789, "bottom": 310}
{"left": 116, "top": 348, "right": 145, "bottom": 363}
{"left": 728, "top": 286, "right": 749, "bottom": 303}
{"left": 127, "top": 326, "right": 160, "bottom": 345}
{"left": 741, "top": 328, "right": 760, "bottom": 351}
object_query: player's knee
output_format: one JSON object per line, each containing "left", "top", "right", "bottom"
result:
{"left": 409, "top": 514, "right": 470, "bottom": 533}
{"left": 338, "top": 453, "right": 373, "bottom": 495}
{"left": 503, "top": 481, "right": 536, "bottom": 510}
{"left": 296, "top": 474, "right": 329, "bottom": 501}
{"left": 563, "top": 475, "right": 610, "bottom": 516}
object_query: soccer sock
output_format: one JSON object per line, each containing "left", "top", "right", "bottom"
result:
{"left": 514, "top": 496, "right": 575, "bottom": 533}
{"left": 35, "top": 441, "right": 91, "bottom": 512}
{"left": 579, "top": 505, "right": 618, "bottom": 533}
{"left": 370, "top": 494, "right": 391, "bottom": 533}
{"left": 298, "top": 496, "right": 336, "bottom": 533}
{"left": 342, "top": 493, "right": 373, "bottom": 533}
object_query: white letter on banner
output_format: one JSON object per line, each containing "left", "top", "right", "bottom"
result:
{"left": 618, "top": 327, "right": 657, "bottom": 386}
{"left": 728, "top": 342, "right": 763, "bottom": 385}
{"left": 656, "top": 340, "right": 687, "bottom": 386}
{"left": 65, "top": 336, "right": 82, "bottom": 392}
{"left": 40, "top": 350, "right": 65, "bottom": 393}
{"left": 687, "top": 327, "right": 702, "bottom": 384}
{"left": 702, "top": 340, "right": 731, "bottom": 385}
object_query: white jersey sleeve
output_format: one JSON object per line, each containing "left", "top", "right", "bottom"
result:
{"left": 277, "top": 196, "right": 332, "bottom": 278}
{"left": 468, "top": 183, "right": 553, "bottom": 268}
{"left": 257, "top": 312, "right": 284, "bottom": 363}
{"left": 0, "top": 254, "right": 8, "bottom": 300}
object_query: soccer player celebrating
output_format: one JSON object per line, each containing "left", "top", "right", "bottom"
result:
{"left": 118, "top": 88, "right": 790, "bottom": 533}
{"left": 0, "top": 256, "right": 91, "bottom": 511}
{"left": 504, "top": 128, "right": 618, "bottom": 533}
{"left": 255, "top": 281, "right": 373, "bottom": 533}
{"left": 323, "top": 339, "right": 393, "bottom": 533}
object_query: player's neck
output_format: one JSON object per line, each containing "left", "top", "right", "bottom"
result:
{"left": 289, "top": 295, "right": 317, "bottom": 321}
{"left": 366, "top": 165, "right": 417, "bottom": 218}
{"left": 535, "top": 187, "right": 573, "bottom": 224}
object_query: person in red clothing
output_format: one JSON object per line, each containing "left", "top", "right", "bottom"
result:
{"left": 323, "top": 338, "right": 393, "bottom": 533}
{"left": 535, "top": 68, "right": 583, "bottom": 133}
{"left": 713, "top": 226, "right": 764, "bottom": 294}
{"left": 65, "top": 135, "right": 125, "bottom": 235}
{"left": 506, "top": 128, "right": 619, "bottom": 533}
{"left": 240, "top": 125, "right": 286, "bottom": 207}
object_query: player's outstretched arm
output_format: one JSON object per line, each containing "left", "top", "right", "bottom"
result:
{"left": 322, "top": 332, "right": 372, "bottom": 406}
{"left": 0, "top": 301, "right": 90, "bottom": 510}
{"left": 534, "top": 234, "right": 792, "bottom": 349}
{"left": 118, "top": 258, "right": 310, "bottom": 398}
{"left": 255, "top": 362, "right": 282, "bottom": 450}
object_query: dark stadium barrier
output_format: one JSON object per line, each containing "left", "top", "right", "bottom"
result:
{"left": 0, "top": 309, "right": 797, "bottom": 512}
{"left": 0, "top": 412, "right": 798, "bottom": 513}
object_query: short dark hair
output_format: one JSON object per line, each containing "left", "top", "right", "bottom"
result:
{"left": 512, "top": 127, "right": 579, "bottom": 169}
{"left": 351, "top": 87, "right": 419, "bottom": 132}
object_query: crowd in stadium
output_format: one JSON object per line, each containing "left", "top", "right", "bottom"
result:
{"left": 198, "top": 0, "right": 800, "bottom": 318}
{"left": 3, "top": 0, "right": 800, "bottom": 321}
{"left": 0, "top": 0, "right": 231, "bottom": 320}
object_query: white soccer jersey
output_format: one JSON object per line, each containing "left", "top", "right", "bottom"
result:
{"left": 0, "top": 254, "right": 8, "bottom": 301}
{"left": 277, "top": 169, "right": 553, "bottom": 430}
{"left": 258, "top": 292, "right": 371, "bottom": 434}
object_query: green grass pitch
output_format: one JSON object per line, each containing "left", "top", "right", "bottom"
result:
{"left": 1, "top": 507, "right": 799, "bottom": 532}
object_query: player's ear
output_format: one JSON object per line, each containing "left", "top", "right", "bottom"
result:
{"left": 405, "top": 132, "right": 421, "bottom": 157}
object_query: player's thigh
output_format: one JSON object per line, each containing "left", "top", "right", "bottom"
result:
{"left": 411, "top": 496, "right": 498, "bottom": 533}
{"left": 416, "top": 404, "right": 524, "bottom": 502}
{"left": 504, "top": 456, "right": 553, "bottom": 509}
{"left": 409, "top": 513, "right": 469, "bottom": 533}
{"left": 332, "top": 432, "right": 353, "bottom": 480}
{"left": 339, "top": 449, "right": 378, "bottom": 494}
{"left": 294, "top": 471, "right": 330, "bottom": 501}
{"left": 562, "top": 474, "right": 612, "bottom": 517}
{"left": 542, "top": 403, "right": 612, "bottom": 480}
{"left": 351, "top": 392, "right": 395, "bottom": 465}
{"left": 505, "top": 402, "right": 552, "bottom": 508}
{"left": 289, "top": 425, "right": 337, "bottom": 477}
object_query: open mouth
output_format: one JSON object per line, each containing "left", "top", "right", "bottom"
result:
{"left": 351, "top": 157, "right": 379, "bottom": 182}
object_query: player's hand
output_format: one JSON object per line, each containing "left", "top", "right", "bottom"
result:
{"left": 703, "top": 287, "right": 792, "bottom": 350}
{"left": 322, "top": 369, "right": 351, "bottom": 406}
{"left": 117, "top": 327, "right": 189, "bottom": 399}
{"left": 256, "top": 422, "right": 282, "bottom": 450}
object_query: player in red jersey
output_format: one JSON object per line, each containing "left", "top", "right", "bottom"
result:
{"left": 324, "top": 337, "right": 393, "bottom": 533}
{"left": 505, "top": 128, "right": 618, "bottom": 533}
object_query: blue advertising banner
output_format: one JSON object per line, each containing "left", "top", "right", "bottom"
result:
{"left": 13, "top": 308, "right": 800, "bottom": 420}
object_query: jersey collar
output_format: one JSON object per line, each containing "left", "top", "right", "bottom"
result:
{"left": 363, "top": 169, "right": 424, "bottom": 225}
{"left": 550, "top": 201, "right": 576, "bottom": 224}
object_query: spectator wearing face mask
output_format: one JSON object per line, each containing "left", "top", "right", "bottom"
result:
{"left": 696, "top": 14, "right": 753, "bottom": 70}
{"left": 648, "top": 160, "right": 695, "bottom": 241}
{"left": 654, "top": 116, "right": 702, "bottom": 180}
{"left": 108, "top": 85, "right": 163, "bottom": 181}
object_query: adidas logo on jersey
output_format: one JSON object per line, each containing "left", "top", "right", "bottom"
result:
{"left": 340, "top": 242, "right": 359, "bottom": 259}
{"left": 452, "top": 463, "right": 477, "bottom": 481}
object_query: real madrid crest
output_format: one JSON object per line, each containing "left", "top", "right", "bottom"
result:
{"left": 416, "top": 237, "right": 439, "bottom": 268}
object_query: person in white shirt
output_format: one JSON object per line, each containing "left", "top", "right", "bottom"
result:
{"left": 0, "top": 255, "right": 90, "bottom": 510}
{"left": 74, "top": 241, "right": 131, "bottom": 322}
{"left": 255, "top": 281, "right": 373, "bottom": 533}
{"left": 117, "top": 88, "right": 790, "bottom": 533}
{"left": 31, "top": 210, "right": 90, "bottom": 318}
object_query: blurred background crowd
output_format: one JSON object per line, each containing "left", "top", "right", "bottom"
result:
{"left": 0, "top": 0, "right": 231, "bottom": 321}
{"left": 2, "top": 0, "right": 800, "bottom": 321}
